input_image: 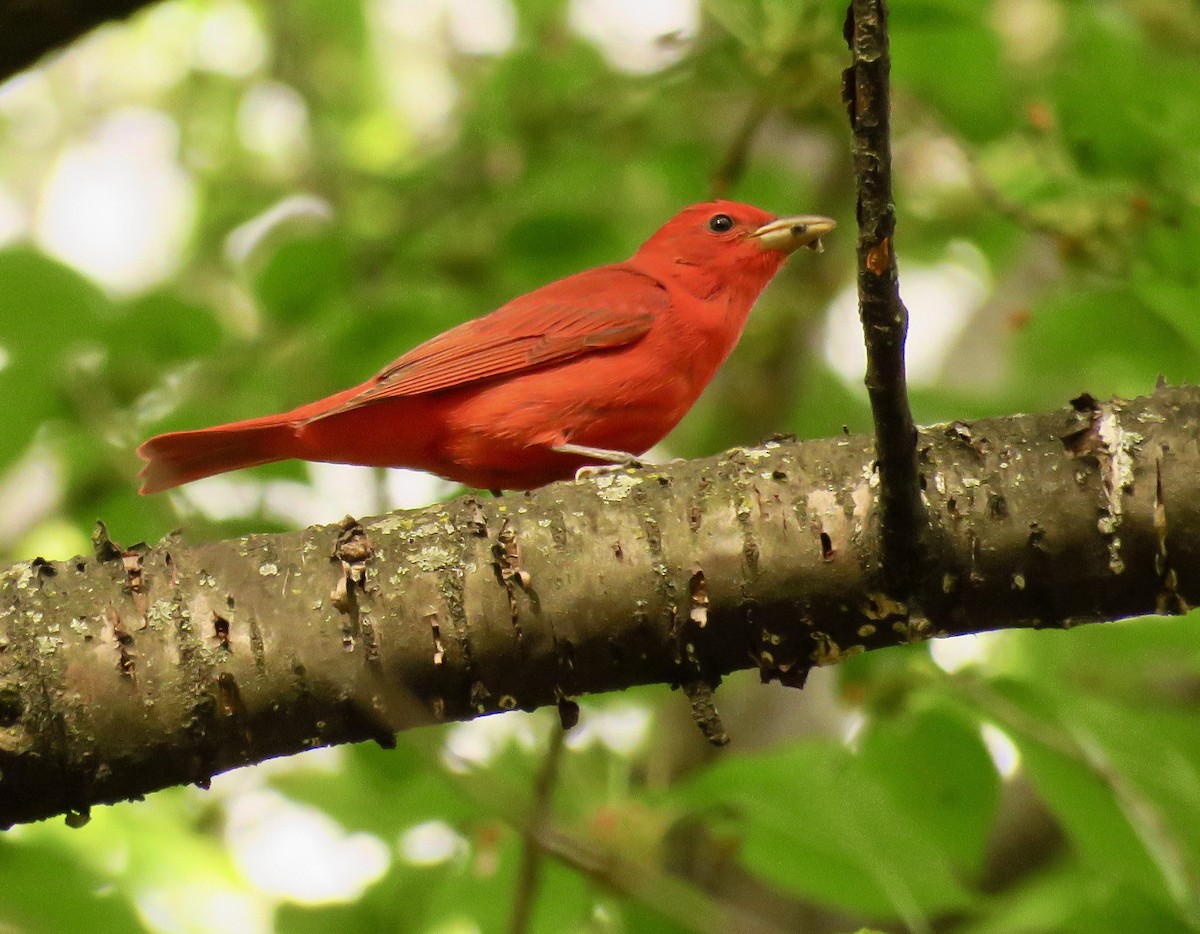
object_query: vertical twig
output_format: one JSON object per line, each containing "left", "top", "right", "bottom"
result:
{"left": 508, "top": 725, "right": 566, "bottom": 934}
{"left": 843, "top": 0, "right": 924, "bottom": 600}
{"left": 711, "top": 94, "right": 774, "bottom": 197}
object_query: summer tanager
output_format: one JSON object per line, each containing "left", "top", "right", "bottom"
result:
{"left": 138, "top": 200, "right": 834, "bottom": 494}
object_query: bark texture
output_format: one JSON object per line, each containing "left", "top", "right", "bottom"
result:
{"left": 2, "top": 387, "right": 1197, "bottom": 827}
{"left": 843, "top": 0, "right": 924, "bottom": 600}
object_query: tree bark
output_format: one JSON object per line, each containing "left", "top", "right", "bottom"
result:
{"left": 0, "top": 0, "right": 160, "bottom": 85}
{"left": 1, "top": 386, "right": 1196, "bottom": 827}
{"left": 844, "top": 0, "right": 925, "bottom": 600}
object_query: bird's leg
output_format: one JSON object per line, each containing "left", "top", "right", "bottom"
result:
{"left": 553, "top": 443, "right": 643, "bottom": 465}
{"left": 552, "top": 443, "right": 644, "bottom": 481}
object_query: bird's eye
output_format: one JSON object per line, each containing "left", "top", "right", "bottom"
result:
{"left": 708, "top": 214, "right": 734, "bottom": 233}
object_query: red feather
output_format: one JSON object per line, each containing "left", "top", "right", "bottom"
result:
{"left": 307, "top": 267, "right": 662, "bottom": 419}
{"left": 138, "top": 200, "right": 829, "bottom": 494}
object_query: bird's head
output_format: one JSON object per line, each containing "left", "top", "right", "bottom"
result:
{"left": 630, "top": 200, "right": 835, "bottom": 300}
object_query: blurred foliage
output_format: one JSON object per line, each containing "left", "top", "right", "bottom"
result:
{"left": 2, "top": 0, "right": 1200, "bottom": 931}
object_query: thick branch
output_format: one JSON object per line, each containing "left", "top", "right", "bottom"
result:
{"left": 843, "top": 0, "right": 924, "bottom": 599}
{"left": 0, "top": 0, "right": 161, "bottom": 85}
{"left": 2, "top": 387, "right": 1198, "bottom": 827}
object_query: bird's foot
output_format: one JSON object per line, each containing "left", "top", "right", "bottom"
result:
{"left": 574, "top": 461, "right": 645, "bottom": 482}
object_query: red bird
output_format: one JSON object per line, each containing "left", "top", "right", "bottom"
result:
{"left": 138, "top": 201, "right": 834, "bottom": 494}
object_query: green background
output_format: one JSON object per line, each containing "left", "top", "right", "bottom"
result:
{"left": 2, "top": 0, "right": 1200, "bottom": 931}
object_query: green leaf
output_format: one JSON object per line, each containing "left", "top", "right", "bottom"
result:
{"left": 1009, "top": 286, "right": 1198, "bottom": 407}
{"left": 1017, "top": 738, "right": 1170, "bottom": 897}
{"left": 0, "top": 248, "right": 113, "bottom": 469}
{"left": 115, "top": 292, "right": 223, "bottom": 363}
{"left": 254, "top": 231, "right": 352, "bottom": 324}
{"left": 858, "top": 702, "right": 1000, "bottom": 875}
{"left": 0, "top": 364, "right": 60, "bottom": 468}
{"left": 977, "top": 678, "right": 1200, "bottom": 915}
{"left": 958, "top": 858, "right": 1195, "bottom": 934}
{"left": 0, "top": 836, "right": 147, "bottom": 933}
{"left": 1050, "top": 8, "right": 1200, "bottom": 175}
{"left": 676, "top": 739, "right": 973, "bottom": 919}
{"left": 1067, "top": 697, "right": 1200, "bottom": 899}
{"left": 0, "top": 248, "right": 110, "bottom": 355}
{"left": 889, "top": 0, "right": 1017, "bottom": 141}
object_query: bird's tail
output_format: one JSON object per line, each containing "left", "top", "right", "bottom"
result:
{"left": 137, "top": 416, "right": 298, "bottom": 494}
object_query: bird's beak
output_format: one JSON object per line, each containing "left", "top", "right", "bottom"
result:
{"left": 749, "top": 215, "right": 837, "bottom": 254}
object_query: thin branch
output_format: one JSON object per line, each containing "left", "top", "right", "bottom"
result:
{"left": 532, "top": 826, "right": 789, "bottom": 934}
{"left": 445, "top": 739, "right": 788, "bottom": 934}
{"left": 843, "top": 0, "right": 924, "bottom": 601}
{"left": 711, "top": 94, "right": 774, "bottom": 197}
{"left": 508, "top": 726, "right": 566, "bottom": 934}
{"left": 897, "top": 91, "right": 1109, "bottom": 260}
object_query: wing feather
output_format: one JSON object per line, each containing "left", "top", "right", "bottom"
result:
{"left": 305, "top": 266, "right": 664, "bottom": 421}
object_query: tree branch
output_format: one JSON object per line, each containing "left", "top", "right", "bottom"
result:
{"left": 711, "top": 94, "right": 774, "bottom": 198}
{"left": 843, "top": 0, "right": 924, "bottom": 601}
{"left": 508, "top": 726, "right": 565, "bottom": 934}
{"left": 0, "top": 0, "right": 161, "bottom": 85}
{"left": 2, "top": 387, "right": 1197, "bottom": 827}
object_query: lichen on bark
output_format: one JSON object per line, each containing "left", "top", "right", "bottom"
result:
{"left": 3, "top": 386, "right": 1199, "bottom": 827}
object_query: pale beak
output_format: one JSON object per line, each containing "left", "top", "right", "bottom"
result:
{"left": 749, "top": 215, "right": 837, "bottom": 254}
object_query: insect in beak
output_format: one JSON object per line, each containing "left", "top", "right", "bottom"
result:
{"left": 749, "top": 215, "right": 837, "bottom": 254}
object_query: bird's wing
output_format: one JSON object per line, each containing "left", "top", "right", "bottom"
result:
{"left": 304, "top": 266, "right": 664, "bottom": 421}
